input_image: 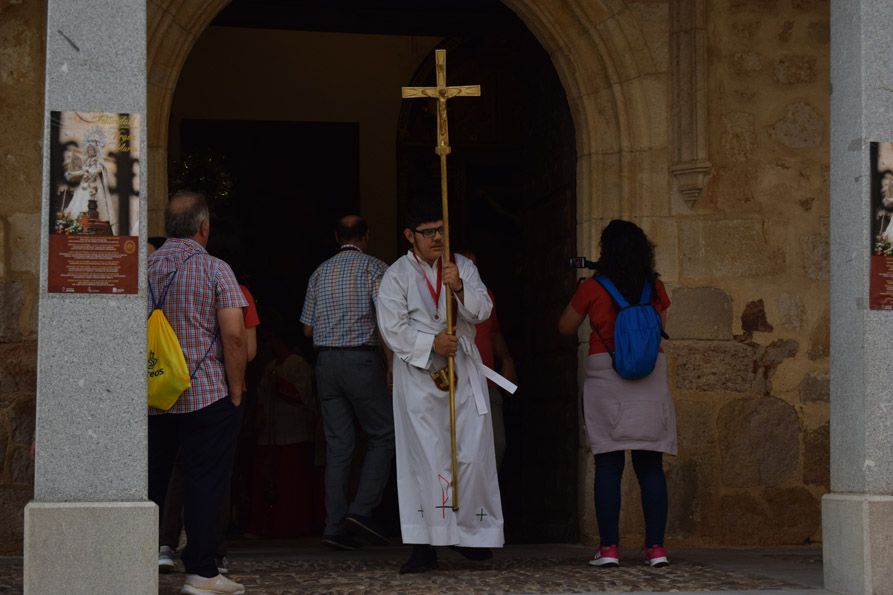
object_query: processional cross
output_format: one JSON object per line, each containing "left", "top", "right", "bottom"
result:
{"left": 402, "top": 49, "right": 480, "bottom": 512}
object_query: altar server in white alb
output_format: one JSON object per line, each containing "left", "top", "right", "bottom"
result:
{"left": 377, "top": 196, "right": 510, "bottom": 574}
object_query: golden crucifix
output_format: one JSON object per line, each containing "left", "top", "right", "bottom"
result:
{"left": 402, "top": 49, "right": 480, "bottom": 512}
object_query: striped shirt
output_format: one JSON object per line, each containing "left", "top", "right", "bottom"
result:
{"left": 147, "top": 238, "right": 247, "bottom": 414}
{"left": 300, "top": 246, "right": 388, "bottom": 347}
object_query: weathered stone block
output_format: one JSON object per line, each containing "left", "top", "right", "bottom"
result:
{"left": 778, "top": 293, "right": 806, "bottom": 330}
{"left": 773, "top": 55, "right": 817, "bottom": 84}
{"left": 0, "top": 485, "right": 30, "bottom": 554}
{"left": 665, "top": 287, "right": 733, "bottom": 340}
{"left": 742, "top": 299, "right": 774, "bottom": 333}
{"left": 801, "top": 218, "right": 830, "bottom": 280}
{"left": 808, "top": 21, "right": 829, "bottom": 45}
{"left": 8, "top": 212, "right": 40, "bottom": 275}
{"left": 8, "top": 445, "right": 32, "bottom": 483}
{"left": 808, "top": 307, "right": 830, "bottom": 360}
{"left": 769, "top": 102, "right": 824, "bottom": 149}
{"left": 717, "top": 397, "right": 801, "bottom": 488}
{"left": 800, "top": 372, "right": 830, "bottom": 404}
{"left": 729, "top": 0, "right": 778, "bottom": 11}
{"left": 804, "top": 422, "right": 830, "bottom": 487}
{"left": 670, "top": 341, "right": 756, "bottom": 392}
{"left": 678, "top": 219, "right": 786, "bottom": 279}
{"left": 732, "top": 51, "right": 763, "bottom": 74}
{"left": 666, "top": 459, "right": 702, "bottom": 537}
{"left": 778, "top": 21, "right": 794, "bottom": 43}
{"left": 675, "top": 399, "right": 717, "bottom": 452}
{"left": 718, "top": 491, "right": 767, "bottom": 545}
{"left": 9, "top": 393, "right": 34, "bottom": 445}
{"left": 762, "top": 339, "right": 799, "bottom": 367}
{"left": 764, "top": 486, "right": 821, "bottom": 544}
{"left": 0, "top": 342, "right": 37, "bottom": 393}
{"left": 721, "top": 112, "right": 756, "bottom": 162}
{"left": 0, "top": 281, "right": 25, "bottom": 342}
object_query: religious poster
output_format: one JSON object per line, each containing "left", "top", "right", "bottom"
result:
{"left": 46, "top": 111, "right": 140, "bottom": 294}
{"left": 869, "top": 142, "right": 893, "bottom": 309}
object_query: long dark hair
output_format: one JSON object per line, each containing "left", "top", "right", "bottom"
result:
{"left": 595, "top": 219, "right": 658, "bottom": 303}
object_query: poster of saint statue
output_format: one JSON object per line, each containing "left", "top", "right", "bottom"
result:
{"left": 869, "top": 142, "right": 893, "bottom": 309}
{"left": 46, "top": 111, "right": 140, "bottom": 294}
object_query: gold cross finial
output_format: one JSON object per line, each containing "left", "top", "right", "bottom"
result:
{"left": 401, "top": 49, "right": 481, "bottom": 156}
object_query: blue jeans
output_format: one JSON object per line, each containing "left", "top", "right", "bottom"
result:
{"left": 316, "top": 349, "right": 395, "bottom": 536}
{"left": 594, "top": 450, "right": 667, "bottom": 547}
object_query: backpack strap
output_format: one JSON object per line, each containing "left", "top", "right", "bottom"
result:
{"left": 639, "top": 281, "right": 653, "bottom": 305}
{"left": 149, "top": 251, "right": 204, "bottom": 311}
{"left": 594, "top": 275, "right": 630, "bottom": 309}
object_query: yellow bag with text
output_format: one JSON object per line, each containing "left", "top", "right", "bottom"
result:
{"left": 147, "top": 308, "right": 191, "bottom": 410}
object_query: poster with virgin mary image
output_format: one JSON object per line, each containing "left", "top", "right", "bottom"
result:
{"left": 46, "top": 111, "right": 140, "bottom": 294}
{"left": 869, "top": 142, "right": 893, "bottom": 309}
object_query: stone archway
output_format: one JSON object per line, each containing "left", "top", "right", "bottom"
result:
{"left": 146, "top": 0, "right": 668, "bottom": 542}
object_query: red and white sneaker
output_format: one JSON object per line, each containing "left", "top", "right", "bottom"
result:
{"left": 588, "top": 544, "right": 620, "bottom": 567}
{"left": 644, "top": 544, "right": 669, "bottom": 567}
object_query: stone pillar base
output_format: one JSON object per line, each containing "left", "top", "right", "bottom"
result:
{"left": 822, "top": 493, "right": 893, "bottom": 594}
{"left": 24, "top": 501, "right": 158, "bottom": 595}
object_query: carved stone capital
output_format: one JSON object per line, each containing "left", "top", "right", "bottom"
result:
{"left": 671, "top": 160, "right": 712, "bottom": 206}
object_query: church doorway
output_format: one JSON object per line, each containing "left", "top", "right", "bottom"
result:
{"left": 166, "top": 0, "right": 578, "bottom": 544}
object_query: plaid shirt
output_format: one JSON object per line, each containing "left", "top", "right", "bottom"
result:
{"left": 148, "top": 238, "right": 247, "bottom": 414}
{"left": 300, "top": 246, "right": 388, "bottom": 347}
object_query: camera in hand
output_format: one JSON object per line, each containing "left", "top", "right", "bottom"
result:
{"left": 569, "top": 256, "right": 598, "bottom": 270}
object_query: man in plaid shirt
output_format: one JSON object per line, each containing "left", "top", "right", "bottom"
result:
{"left": 301, "top": 215, "right": 395, "bottom": 550}
{"left": 147, "top": 192, "right": 248, "bottom": 595}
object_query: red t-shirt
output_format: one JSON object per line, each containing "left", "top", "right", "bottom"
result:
{"left": 240, "top": 285, "right": 260, "bottom": 328}
{"left": 475, "top": 289, "right": 500, "bottom": 370}
{"left": 571, "top": 278, "right": 670, "bottom": 356}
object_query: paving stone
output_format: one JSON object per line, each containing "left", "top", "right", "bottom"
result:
{"left": 0, "top": 544, "right": 818, "bottom": 593}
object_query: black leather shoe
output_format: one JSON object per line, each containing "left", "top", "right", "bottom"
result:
{"left": 399, "top": 545, "right": 438, "bottom": 574}
{"left": 345, "top": 514, "right": 390, "bottom": 544}
{"left": 451, "top": 545, "right": 493, "bottom": 561}
{"left": 322, "top": 533, "right": 361, "bottom": 550}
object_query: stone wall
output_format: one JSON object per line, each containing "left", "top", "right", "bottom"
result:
{"left": 0, "top": 0, "right": 44, "bottom": 554}
{"left": 614, "top": 0, "right": 829, "bottom": 547}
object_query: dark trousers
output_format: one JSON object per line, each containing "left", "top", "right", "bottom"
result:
{"left": 316, "top": 350, "right": 395, "bottom": 536}
{"left": 159, "top": 459, "right": 230, "bottom": 557}
{"left": 149, "top": 398, "right": 242, "bottom": 577}
{"left": 594, "top": 450, "right": 668, "bottom": 547}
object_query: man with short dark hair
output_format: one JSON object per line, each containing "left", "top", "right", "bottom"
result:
{"left": 148, "top": 191, "right": 248, "bottom": 595}
{"left": 376, "top": 197, "right": 504, "bottom": 574}
{"left": 301, "top": 214, "right": 395, "bottom": 550}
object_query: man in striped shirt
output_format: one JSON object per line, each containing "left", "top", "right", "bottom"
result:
{"left": 147, "top": 192, "right": 248, "bottom": 595}
{"left": 301, "top": 215, "right": 395, "bottom": 550}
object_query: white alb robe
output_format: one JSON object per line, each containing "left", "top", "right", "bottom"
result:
{"left": 377, "top": 251, "right": 504, "bottom": 547}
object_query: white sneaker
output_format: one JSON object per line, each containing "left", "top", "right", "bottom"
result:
{"left": 180, "top": 573, "right": 246, "bottom": 594}
{"left": 159, "top": 545, "right": 176, "bottom": 573}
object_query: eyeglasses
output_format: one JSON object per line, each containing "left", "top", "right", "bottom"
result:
{"left": 413, "top": 226, "right": 444, "bottom": 239}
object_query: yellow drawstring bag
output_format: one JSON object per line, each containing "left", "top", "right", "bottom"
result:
{"left": 147, "top": 308, "right": 191, "bottom": 410}
{"left": 147, "top": 252, "right": 206, "bottom": 411}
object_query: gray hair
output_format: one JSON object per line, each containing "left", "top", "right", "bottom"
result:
{"left": 165, "top": 191, "right": 209, "bottom": 238}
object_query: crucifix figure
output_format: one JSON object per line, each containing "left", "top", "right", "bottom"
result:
{"left": 402, "top": 49, "right": 480, "bottom": 512}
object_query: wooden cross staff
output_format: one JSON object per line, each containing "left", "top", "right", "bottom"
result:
{"left": 402, "top": 49, "right": 480, "bottom": 512}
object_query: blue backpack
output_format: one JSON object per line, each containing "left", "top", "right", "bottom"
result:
{"left": 593, "top": 276, "right": 664, "bottom": 380}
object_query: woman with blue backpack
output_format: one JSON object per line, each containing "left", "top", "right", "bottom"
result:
{"left": 559, "top": 219, "right": 677, "bottom": 569}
